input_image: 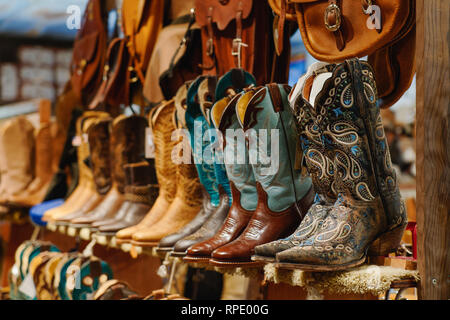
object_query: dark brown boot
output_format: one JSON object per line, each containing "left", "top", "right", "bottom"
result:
{"left": 69, "top": 114, "right": 147, "bottom": 228}
{"left": 96, "top": 161, "right": 158, "bottom": 235}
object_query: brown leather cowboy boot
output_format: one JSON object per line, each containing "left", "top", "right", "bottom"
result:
{"left": 69, "top": 114, "right": 147, "bottom": 229}
{"left": 95, "top": 161, "right": 158, "bottom": 235}
{"left": 54, "top": 117, "right": 113, "bottom": 225}
{"left": 43, "top": 111, "right": 108, "bottom": 221}
{"left": 131, "top": 104, "right": 203, "bottom": 247}
{"left": 0, "top": 116, "right": 35, "bottom": 206}
{"left": 252, "top": 63, "right": 338, "bottom": 262}
{"left": 209, "top": 84, "right": 314, "bottom": 267}
{"left": 276, "top": 59, "right": 407, "bottom": 271}
{"left": 115, "top": 101, "right": 178, "bottom": 244}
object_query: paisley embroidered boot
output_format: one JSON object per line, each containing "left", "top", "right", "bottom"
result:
{"left": 253, "top": 63, "right": 338, "bottom": 262}
{"left": 209, "top": 83, "right": 314, "bottom": 267}
{"left": 276, "top": 59, "right": 407, "bottom": 271}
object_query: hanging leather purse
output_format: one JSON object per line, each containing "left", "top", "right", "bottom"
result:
{"left": 268, "top": 0, "right": 416, "bottom": 108}
{"left": 195, "top": 0, "right": 290, "bottom": 84}
{"left": 121, "top": 0, "right": 165, "bottom": 85}
{"left": 70, "top": 0, "right": 108, "bottom": 105}
{"left": 89, "top": 38, "right": 131, "bottom": 116}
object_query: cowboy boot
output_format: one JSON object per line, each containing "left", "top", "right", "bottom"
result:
{"left": 0, "top": 116, "right": 35, "bottom": 206}
{"left": 156, "top": 82, "right": 219, "bottom": 254}
{"left": 131, "top": 104, "right": 203, "bottom": 247}
{"left": 276, "top": 59, "right": 407, "bottom": 271}
{"left": 95, "top": 161, "right": 158, "bottom": 235}
{"left": 42, "top": 108, "right": 83, "bottom": 202}
{"left": 165, "top": 77, "right": 232, "bottom": 256}
{"left": 9, "top": 121, "right": 54, "bottom": 207}
{"left": 43, "top": 112, "right": 108, "bottom": 221}
{"left": 115, "top": 101, "right": 178, "bottom": 244}
{"left": 54, "top": 117, "right": 113, "bottom": 225}
{"left": 69, "top": 114, "right": 147, "bottom": 228}
{"left": 183, "top": 70, "right": 257, "bottom": 263}
{"left": 252, "top": 63, "right": 338, "bottom": 262}
{"left": 209, "top": 84, "right": 314, "bottom": 267}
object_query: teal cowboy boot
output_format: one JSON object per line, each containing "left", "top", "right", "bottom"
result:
{"left": 253, "top": 63, "right": 338, "bottom": 262}
{"left": 276, "top": 59, "right": 407, "bottom": 271}
{"left": 210, "top": 83, "right": 314, "bottom": 267}
{"left": 184, "top": 70, "right": 258, "bottom": 263}
{"left": 197, "top": 76, "right": 232, "bottom": 205}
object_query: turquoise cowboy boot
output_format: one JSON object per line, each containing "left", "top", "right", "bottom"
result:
{"left": 186, "top": 76, "right": 222, "bottom": 207}
{"left": 253, "top": 63, "right": 338, "bottom": 262}
{"left": 276, "top": 59, "right": 407, "bottom": 271}
{"left": 209, "top": 83, "right": 314, "bottom": 266}
{"left": 196, "top": 76, "right": 232, "bottom": 205}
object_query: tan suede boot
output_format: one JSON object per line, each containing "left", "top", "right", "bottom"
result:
{"left": 0, "top": 116, "right": 35, "bottom": 206}
{"left": 43, "top": 111, "right": 109, "bottom": 221}
{"left": 131, "top": 103, "right": 203, "bottom": 247}
{"left": 116, "top": 101, "right": 178, "bottom": 244}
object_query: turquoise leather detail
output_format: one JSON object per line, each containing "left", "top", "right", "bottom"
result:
{"left": 186, "top": 77, "right": 220, "bottom": 207}
{"left": 72, "top": 259, "right": 113, "bottom": 300}
{"left": 215, "top": 68, "right": 256, "bottom": 101}
{"left": 238, "top": 85, "right": 312, "bottom": 212}
{"left": 212, "top": 95, "right": 258, "bottom": 211}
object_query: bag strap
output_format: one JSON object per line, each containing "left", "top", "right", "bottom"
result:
{"left": 199, "top": 6, "right": 217, "bottom": 71}
{"left": 166, "top": 10, "right": 196, "bottom": 77}
{"left": 231, "top": 1, "right": 248, "bottom": 68}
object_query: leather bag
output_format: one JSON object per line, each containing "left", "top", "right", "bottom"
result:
{"left": 268, "top": 0, "right": 416, "bottom": 108}
{"left": 89, "top": 37, "right": 131, "bottom": 116}
{"left": 121, "top": 0, "right": 165, "bottom": 85}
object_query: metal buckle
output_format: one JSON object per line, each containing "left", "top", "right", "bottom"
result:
{"left": 231, "top": 38, "right": 248, "bottom": 69}
{"left": 128, "top": 66, "right": 138, "bottom": 83}
{"left": 324, "top": 3, "right": 341, "bottom": 32}
{"left": 206, "top": 38, "right": 214, "bottom": 56}
{"left": 362, "top": 0, "right": 373, "bottom": 14}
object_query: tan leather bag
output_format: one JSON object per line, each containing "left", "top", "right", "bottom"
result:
{"left": 70, "top": 0, "right": 108, "bottom": 104}
{"left": 269, "top": 0, "right": 415, "bottom": 108}
{"left": 121, "top": 0, "right": 165, "bottom": 85}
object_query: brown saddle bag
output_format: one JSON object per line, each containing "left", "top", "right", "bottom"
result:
{"left": 269, "top": 0, "right": 416, "bottom": 108}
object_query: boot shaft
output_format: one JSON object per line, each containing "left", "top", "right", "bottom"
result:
{"left": 87, "top": 118, "right": 112, "bottom": 195}
{"left": 186, "top": 76, "right": 221, "bottom": 207}
{"left": 150, "top": 100, "right": 178, "bottom": 202}
{"left": 211, "top": 94, "right": 258, "bottom": 212}
{"left": 110, "top": 115, "right": 147, "bottom": 193}
{"left": 123, "top": 161, "right": 158, "bottom": 205}
{"left": 0, "top": 116, "right": 36, "bottom": 194}
{"left": 197, "top": 76, "right": 233, "bottom": 207}
{"left": 291, "top": 62, "right": 339, "bottom": 203}
{"left": 314, "top": 59, "right": 406, "bottom": 228}
{"left": 236, "top": 83, "right": 312, "bottom": 212}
